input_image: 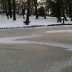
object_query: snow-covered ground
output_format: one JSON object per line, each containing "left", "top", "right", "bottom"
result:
{"left": 0, "top": 15, "right": 72, "bottom": 28}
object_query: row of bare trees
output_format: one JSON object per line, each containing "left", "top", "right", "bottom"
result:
{"left": 46, "top": 0, "right": 72, "bottom": 22}
{"left": 24, "top": 0, "right": 72, "bottom": 24}
{"left": 0, "top": 0, "right": 39, "bottom": 24}
{"left": 0, "top": 0, "right": 16, "bottom": 20}
{"left": 0, "top": 0, "right": 72, "bottom": 24}
{"left": 8, "top": 0, "right": 16, "bottom": 20}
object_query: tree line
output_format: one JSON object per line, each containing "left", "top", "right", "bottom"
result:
{"left": 0, "top": 0, "right": 72, "bottom": 24}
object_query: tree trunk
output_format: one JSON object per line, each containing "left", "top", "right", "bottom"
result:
{"left": 24, "top": 0, "right": 30, "bottom": 25}
{"left": 34, "top": 0, "right": 38, "bottom": 19}
{"left": 69, "top": 2, "right": 72, "bottom": 21}
{"left": 13, "top": 0, "right": 16, "bottom": 20}
{"left": 8, "top": 0, "right": 12, "bottom": 18}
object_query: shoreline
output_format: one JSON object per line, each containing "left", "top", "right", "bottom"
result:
{"left": 0, "top": 24, "right": 72, "bottom": 29}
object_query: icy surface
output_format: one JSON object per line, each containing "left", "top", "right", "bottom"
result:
{"left": 0, "top": 34, "right": 72, "bottom": 52}
{"left": 46, "top": 29, "right": 72, "bottom": 33}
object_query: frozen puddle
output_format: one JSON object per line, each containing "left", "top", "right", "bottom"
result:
{"left": 0, "top": 35, "right": 72, "bottom": 51}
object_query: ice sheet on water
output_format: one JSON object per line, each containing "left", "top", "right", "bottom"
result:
{"left": 0, "top": 35, "right": 72, "bottom": 51}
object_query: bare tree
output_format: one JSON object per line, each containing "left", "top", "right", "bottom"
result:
{"left": 34, "top": 0, "right": 38, "bottom": 19}
{"left": 13, "top": 0, "right": 16, "bottom": 20}
{"left": 24, "top": 0, "right": 31, "bottom": 25}
{"left": 8, "top": 0, "right": 12, "bottom": 18}
{"left": 68, "top": 0, "right": 72, "bottom": 21}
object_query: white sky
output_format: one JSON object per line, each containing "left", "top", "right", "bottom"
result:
{"left": 38, "top": 0, "right": 41, "bottom": 1}
{"left": 38, "top": 0, "right": 42, "bottom": 2}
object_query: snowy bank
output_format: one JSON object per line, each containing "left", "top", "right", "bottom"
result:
{"left": 0, "top": 15, "right": 72, "bottom": 28}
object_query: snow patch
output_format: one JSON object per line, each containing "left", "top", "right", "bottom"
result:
{"left": 0, "top": 15, "right": 72, "bottom": 28}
